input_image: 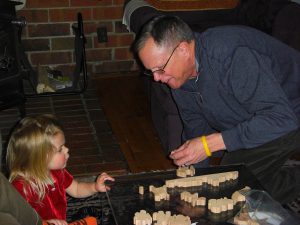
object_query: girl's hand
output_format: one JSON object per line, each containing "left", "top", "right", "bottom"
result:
{"left": 95, "top": 172, "right": 115, "bottom": 192}
{"left": 45, "top": 219, "right": 68, "bottom": 225}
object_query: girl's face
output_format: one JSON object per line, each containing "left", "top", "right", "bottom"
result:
{"left": 48, "top": 132, "right": 69, "bottom": 170}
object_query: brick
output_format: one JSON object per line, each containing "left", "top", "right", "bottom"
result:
{"left": 84, "top": 100, "right": 102, "bottom": 110}
{"left": 104, "top": 150, "right": 125, "bottom": 162}
{"left": 93, "top": 7, "right": 123, "bottom": 20}
{"left": 94, "top": 60, "right": 135, "bottom": 73}
{"left": 115, "top": 47, "right": 134, "bottom": 60}
{"left": 70, "top": 0, "right": 112, "bottom": 7}
{"left": 83, "top": 21, "right": 113, "bottom": 34}
{"left": 97, "top": 133, "right": 117, "bottom": 145}
{"left": 28, "top": 23, "right": 70, "bottom": 37}
{"left": 64, "top": 127, "right": 92, "bottom": 136}
{"left": 26, "top": 101, "right": 51, "bottom": 109}
{"left": 56, "top": 109, "right": 87, "bottom": 117}
{"left": 53, "top": 64, "right": 76, "bottom": 75}
{"left": 115, "top": 21, "right": 130, "bottom": 33}
{"left": 94, "top": 33, "right": 134, "bottom": 48}
{"left": 86, "top": 36, "right": 94, "bottom": 49}
{"left": 25, "top": 0, "right": 69, "bottom": 8}
{"left": 66, "top": 134, "right": 96, "bottom": 145}
{"left": 60, "top": 118, "right": 90, "bottom": 129}
{"left": 58, "top": 115, "right": 89, "bottom": 123}
{"left": 88, "top": 109, "right": 106, "bottom": 121}
{"left": 49, "top": 8, "right": 92, "bottom": 22}
{"left": 82, "top": 89, "right": 99, "bottom": 100}
{"left": 22, "top": 38, "right": 50, "bottom": 51}
{"left": 52, "top": 37, "right": 74, "bottom": 50}
{"left": 97, "top": 22, "right": 114, "bottom": 33}
{"left": 53, "top": 95, "right": 82, "bottom": 101}
{"left": 26, "top": 97, "right": 51, "bottom": 104}
{"left": 21, "top": 27, "right": 28, "bottom": 38}
{"left": 54, "top": 105, "right": 85, "bottom": 113}
{"left": 18, "top": 9, "right": 49, "bottom": 23}
{"left": 26, "top": 108, "right": 53, "bottom": 115}
{"left": 113, "top": 0, "right": 125, "bottom": 6}
{"left": 85, "top": 49, "right": 112, "bottom": 62}
{"left": 70, "top": 145, "right": 99, "bottom": 154}
{"left": 30, "top": 51, "right": 72, "bottom": 65}
{"left": 53, "top": 99, "right": 82, "bottom": 107}
{"left": 93, "top": 120, "right": 113, "bottom": 134}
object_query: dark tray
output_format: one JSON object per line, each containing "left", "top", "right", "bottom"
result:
{"left": 100, "top": 164, "right": 263, "bottom": 225}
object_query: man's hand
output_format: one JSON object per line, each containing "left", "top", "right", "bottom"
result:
{"left": 169, "top": 133, "right": 226, "bottom": 166}
{"left": 169, "top": 137, "right": 206, "bottom": 166}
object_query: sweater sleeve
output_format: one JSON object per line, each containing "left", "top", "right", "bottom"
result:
{"left": 221, "top": 46, "right": 299, "bottom": 151}
{"left": 172, "top": 87, "right": 216, "bottom": 141}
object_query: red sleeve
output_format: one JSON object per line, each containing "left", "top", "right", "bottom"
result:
{"left": 51, "top": 169, "right": 73, "bottom": 189}
{"left": 62, "top": 169, "right": 73, "bottom": 188}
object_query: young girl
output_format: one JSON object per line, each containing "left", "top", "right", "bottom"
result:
{"left": 6, "top": 114, "right": 115, "bottom": 225}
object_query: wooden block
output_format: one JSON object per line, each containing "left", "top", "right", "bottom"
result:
{"left": 165, "top": 171, "right": 239, "bottom": 188}
{"left": 232, "top": 186, "right": 251, "bottom": 204}
{"left": 134, "top": 210, "right": 152, "bottom": 225}
{"left": 181, "top": 191, "right": 206, "bottom": 207}
{"left": 168, "top": 214, "right": 191, "bottom": 225}
{"left": 153, "top": 211, "right": 171, "bottom": 225}
{"left": 208, "top": 198, "right": 234, "bottom": 214}
{"left": 139, "top": 186, "right": 144, "bottom": 195}
{"left": 149, "top": 185, "right": 169, "bottom": 202}
{"left": 196, "top": 197, "right": 206, "bottom": 206}
{"left": 176, "top": 165, "right": 196, "bottom": 178}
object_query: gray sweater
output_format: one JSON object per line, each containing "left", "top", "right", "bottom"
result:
{"left": 172, "top": 25, "right": 300, "bottom": 151}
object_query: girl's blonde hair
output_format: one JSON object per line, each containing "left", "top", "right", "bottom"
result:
{"left": 7, "top": 114, "right": 64, "bottom": 201}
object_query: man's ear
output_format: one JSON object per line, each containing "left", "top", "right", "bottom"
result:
{"left": 178, "top": 42, "right": 191, "bottom": 57}
{"left": 178, "top": 42, "right": 193, "bottom": 60}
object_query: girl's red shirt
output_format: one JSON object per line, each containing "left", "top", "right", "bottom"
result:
{"left": 12, "top": 169, "right": 73, "bottom": 220}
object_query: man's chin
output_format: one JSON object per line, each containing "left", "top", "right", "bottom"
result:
{"left": 167, "top": 80, "right": 182, "bottom": 89}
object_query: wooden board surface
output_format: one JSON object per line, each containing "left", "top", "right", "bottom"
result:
{"left": 95, "top": 74, "right": 175, "bottom": 173}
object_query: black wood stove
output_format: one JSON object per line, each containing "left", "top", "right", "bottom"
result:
{"left": 0, "top": 0, "right": 28, "bottom": 117}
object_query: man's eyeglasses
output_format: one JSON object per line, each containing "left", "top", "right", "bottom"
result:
{"left": 144, "top": 43, "right": 180, "bottom": 77}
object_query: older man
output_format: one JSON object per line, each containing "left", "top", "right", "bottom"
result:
{"left": 133, "top": 15, "right": 300, "bottom": 204}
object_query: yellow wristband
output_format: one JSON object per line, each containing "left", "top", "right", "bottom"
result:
{"left": 201, "top": 136, "right": 212, "bottom": 157}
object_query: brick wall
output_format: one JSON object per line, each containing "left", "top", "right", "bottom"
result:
{"left": 17, "top": 0, "right": 138, "bottom": 76}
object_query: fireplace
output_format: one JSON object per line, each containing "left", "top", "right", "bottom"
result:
{"left": 0, "top": 0, "right": 26, "bottom": 117}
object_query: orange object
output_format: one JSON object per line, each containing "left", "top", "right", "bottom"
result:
{"left": 42, "top": 216, "right": 97, "bottom": 225}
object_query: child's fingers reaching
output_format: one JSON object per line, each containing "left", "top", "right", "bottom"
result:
{"left": 98, "top": 172, "right": 115, "bottom": 182}
{"left": 44, "top": 219, "right": 68, "bottom": 225}
{"left": 95, "top": 172, "right": 115, "bottom": 192}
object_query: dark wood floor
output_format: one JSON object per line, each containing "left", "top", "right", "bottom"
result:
{"left": 95, "top": 73, "right": 175, "bottom": 173}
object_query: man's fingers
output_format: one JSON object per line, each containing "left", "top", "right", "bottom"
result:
{"left": 170, "top": 142, "right": 189, "bottom": 156}
{"left": 170, "top": 151, "right": 183, "bottom": 160}
{"left": 173, "top": 158, "right": 186, "bottom": 166}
